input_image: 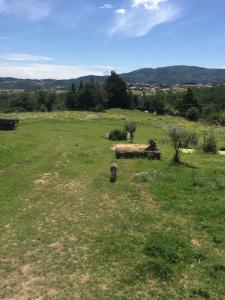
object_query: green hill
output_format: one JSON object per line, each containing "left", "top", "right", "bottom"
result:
{"left": 1, "top": 66, "right": 225, "bottom": 89}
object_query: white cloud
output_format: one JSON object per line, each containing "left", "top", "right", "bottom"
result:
{"left": 115, "top": 9, "right": 126, "bottom": 15}
{"left": 0, "top": 63, "right": 112, "bottom": 79}
{"left": 1, "top": 53, "right": 53, "bottom": 62}
{"left": 99, "top": 4, "right": 113, "bottom": 9}
{"left": 109, "top": 0, "right": 180, "bottom": 38}
{"left": 132, "top": 0, "right": 168, "bottom": 10}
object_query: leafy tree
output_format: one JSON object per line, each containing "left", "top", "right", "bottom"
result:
{"left": 36, "top": 90, "right": 57, "bottom": 112}
{"left": 79, "top": 80, "right": 83, "bottom": 90}
{"left": 178, "top": 88, "right": 201, "bottom": 116}
{"left": 169, "top": 126, "right": 198, "bottom": 162}
{"left": 105, "top": 71, "right": 131, "bottom": 109}
{"left": 79, "top": 81, "right": 107, "bottom": 111}
{"left": 124, "top": 121, "right": 136, "bottom": 143}
{"left": 65, "top": 85, "right": 79, "bottom": 110}
{"left": 9, "top": 91, "right": 37, "bottom": 111}
{"left": 46, "top": 92, "right": 56, "bottom": 112}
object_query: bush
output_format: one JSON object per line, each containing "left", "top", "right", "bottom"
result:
{"left": 202, "top": 132, "right": 217, "bottom": 154}
{"left": 218, "top": 112, "right": 225, "bottom": 126}
{"left": 108, "top": 129, "right": 127, "bottom": 141}
{"left": 186, "top": 107, "right": 200, "bottom": 121}
{"left": 133, "top": 169, "right": 160, "bottom": 183}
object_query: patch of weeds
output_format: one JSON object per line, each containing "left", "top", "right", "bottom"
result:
{"left": 210, "top": 263, "right": 225, "bottom": 280}
{"left": 194, "top": 252, "right": 207, "bottom": 263}
{"left": 197, "top": 221, "right": 224, "bottom": 245}
{"left": 212, "top": 233, "right": 224, "bottom": 245}
{"left": 191, "top": 288, "right": 210, "bottom": 299}
{"left": 133, "top": 169, "right": 161, "bottom": 183}
{"left": 213, "top": 179, "right": 225, "bottom": 191}
{"left": 191, "top": 170, "right": 204, "bottom": 188}
{"left": 133, "top": 259, "right": 173, "bottom": 282}
{"left": 129, "top": 231, "right": 196, "bottom": 282}
{"left": 145, "top": 232, "right": 194, "bottom": 264}
{"left": 94, "top": 234, "right": 140, "bottom": 261}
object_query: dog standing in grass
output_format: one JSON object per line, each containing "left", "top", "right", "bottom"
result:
{"left": 110, "top": 162, "right": 118, "bottom": 182}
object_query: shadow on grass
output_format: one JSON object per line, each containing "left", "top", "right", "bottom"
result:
{"left": 170, "top": 160, "right": 198, "bottom": 169}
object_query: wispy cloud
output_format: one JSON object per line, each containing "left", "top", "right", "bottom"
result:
{"left": 1, "top": 53, "right": 53, "bottom": 62}
{"left": 0, "top": 0, "right": 93, "bottom": 27}
{"left": 0, "top": 35, "right": 10, "bottom": 40}
{"left": 0, "top": 0, "right": 51, "bottom": 22}
{"left": 99, "top": 4, "right": 113, "bottom": 9}
{"left": 109, "top": 0, "right": 180, "bottom": 38}
{"left": 53, "top": 0, "right": 94, "bottom": 30}
{"left": 132, "top": 0, "right": 168, "bottom": 10}
{"left": 115, "top": 9, "right": 127, "bottom": 15}
{"left": 0, "top": 0, "right": 7, "bottom": 13}
{"left": 0, "top": 63, "right": 114, "bottom": 79}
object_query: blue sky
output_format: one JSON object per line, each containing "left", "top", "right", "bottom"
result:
{"left": 0, "top": 0, "right": 225, "bottom": 79}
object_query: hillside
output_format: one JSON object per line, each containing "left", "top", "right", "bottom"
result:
{"left": 0, "top": 110, "right": 224, "bottom": 299}
{"left": 122, "top": 65, "right": 225, "bottom": 84}
{"left": 1, "top": 66, "right": 225, "bottom": 89}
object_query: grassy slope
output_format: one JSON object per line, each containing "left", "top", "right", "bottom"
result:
{"left": 0, "top": 110, "right": 224, "bottom": 299}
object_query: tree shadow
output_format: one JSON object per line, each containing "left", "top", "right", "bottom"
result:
{"left": 170, "top": 160, "right": 198, "bottom": 169}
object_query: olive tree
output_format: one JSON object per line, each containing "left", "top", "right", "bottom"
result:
{"left": 169, "top": 126, "right": 198, "bottom": 163}
{"left": 124, "top": 121, "right": 136, "bottom": 143}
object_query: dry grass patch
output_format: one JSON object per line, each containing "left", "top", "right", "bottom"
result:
{"left": 56, "top": 179, "right": 86, "bottom": 196}
{"left": 111, "top": 144, "right": 148, "bottom": 151}
{"left": 1, "top": 263, "right": 44, "bottom": 300}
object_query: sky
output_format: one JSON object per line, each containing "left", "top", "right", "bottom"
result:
{"left": 0, "top": 0, "right": 225, "bottom": 79}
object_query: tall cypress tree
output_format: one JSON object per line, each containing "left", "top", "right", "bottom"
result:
{"left": 105, "top": 71, "right": 131, "bottom": 109}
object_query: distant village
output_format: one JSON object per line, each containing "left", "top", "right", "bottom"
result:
{"left": 0, "top": 82, "right": 224, "bottom": 95}
{"left": 128, "top": 82, "right": 217, "bottom": 96}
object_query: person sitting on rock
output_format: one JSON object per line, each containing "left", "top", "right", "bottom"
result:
{"left": 145, "top": 139, "right": 158, "bottom": 152}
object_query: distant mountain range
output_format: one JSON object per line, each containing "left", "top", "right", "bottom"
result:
{"left": 1, "top": 66, "right": 225, "bottom": 89}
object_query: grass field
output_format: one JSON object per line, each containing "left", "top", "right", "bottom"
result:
{"left": 0, "top": 109, "right": 225, "bottom": 299}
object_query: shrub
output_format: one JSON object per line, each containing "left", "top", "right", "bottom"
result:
{"left": 133, "top": 169, "right": 160, "bottom": 183}
{"left": 186, "top": 107, "right": 200, "bottom": 121}
{"left": 218, "top": 112, "right": 225, "bottom": 126}
{"left": 202, "top": 132, "right": 217, "bottom": 154}
{"left": 108, "top": 129, "right": 127, "bottom": 141}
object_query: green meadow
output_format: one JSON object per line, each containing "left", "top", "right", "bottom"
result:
{"left": 0, "top": 110, "right": 224, "bottom": 299}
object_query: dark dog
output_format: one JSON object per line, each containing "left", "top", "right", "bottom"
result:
{"left": 110, "top": 162, "right": 118, "bottom": 182}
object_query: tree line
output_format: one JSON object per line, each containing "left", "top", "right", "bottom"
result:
{"left": 1, "top": 71, "right": 225, "bottom": 126}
